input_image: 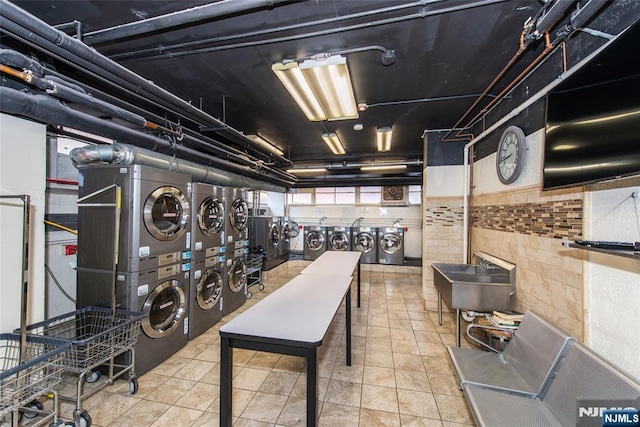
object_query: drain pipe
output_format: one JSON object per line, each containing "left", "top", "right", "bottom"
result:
{"left": 70, "top": 144, "right": 287, "bottom": 192}
{"left": 0, "top": 86, "right": 293, "bottom": 189}
{"left": 461, "top": 28, "right": 622, "bottom": 263}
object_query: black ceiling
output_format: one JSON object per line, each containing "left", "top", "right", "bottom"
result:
{"left": 6, "top": 0, "right": 551, "bottom": 186}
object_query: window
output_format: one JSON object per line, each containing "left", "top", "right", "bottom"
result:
{"left": 359, "top": 186, "right": 381, "bottom": 204}
{"left": 287, "top": 191, "right": 312, "bottom": 205}
{"left": 315, "top": 187, "right": 355, "bottom": 204}
{"left": 408, "top": 185, "right": 422, "bottom": 205}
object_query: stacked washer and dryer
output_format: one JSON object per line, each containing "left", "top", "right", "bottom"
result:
{"left": 76, "top": 164, "right": 192, "bottom": 375}
{"left": 189, "top": 183, "right": 226, "bottom": 339}
{"left": 224, "top": 188, "right": 249, "bottom": 316}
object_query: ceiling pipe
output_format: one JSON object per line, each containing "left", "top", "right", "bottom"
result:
{"left": 0, "top": 0, "right": 294, "bottom": 165}
{"left": 0, "top": 86, "right": 294, "bottom": 188}
{"left": 70, "top": 143, "right": 287, "bottom": 192}
{"left": 83, "top": 0, "right": 296, "bottom": 45}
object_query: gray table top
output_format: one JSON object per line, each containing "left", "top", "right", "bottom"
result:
{"left": 219, "top": 274, "right": 353, "bottom": 344}
{"left": 300, "top": 251, "right": 361, "bottom": 276}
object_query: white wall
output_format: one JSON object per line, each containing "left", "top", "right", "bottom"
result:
{"left": 424, "top": 165, "right": 465, "bottom": 197}
{"left": 0, "top": 114, "right": 47, "bottom": 331}
{"left": 586, "top": 185, "right": 640, "bottom": 380}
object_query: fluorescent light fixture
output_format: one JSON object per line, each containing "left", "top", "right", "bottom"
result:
{"left": 286, "top": 168, "right": 327, "bottom": 174}
{"left": 360, "top": 164, "right": 407, "bottom": 172}
{"left": 272, "top": 55, "right": 358, "bottom": 121}
{"left": 322, "top": 132, "right": 346, "bottom": 155}
{"left": 246, "top": 134, "right": 284, "bottom": 156}
{"left": 376, "top": 126, "right": 393, "bottom": 152}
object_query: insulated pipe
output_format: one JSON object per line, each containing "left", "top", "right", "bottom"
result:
{"left": 70, "top": 144, "right": 288, "bottom": 192}
{"left": 0, "top": 0, "right": 291, "bottom": 161}
{"left": 0, "top": 87, "right": 293, "bottom": 188}
{"left": 83, "top": 0, "right": 294, "bottom": 45}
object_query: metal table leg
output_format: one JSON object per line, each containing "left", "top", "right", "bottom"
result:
{"left": 456, "top": 309, "right": 461, "bottom": 347}
{"left": 346, "top": 285, "right": 352, "bottom": 366}
{"left": 306, "top": 348, "right": 318, "bottom": 426}
{"left": 438, "top": 291, "right": 443, "bottom": 326}
{"left": 220, "top": 336, "right": 233, "bottom": 427}
{"left": 357, "top": 261, "right": 361, "bottom": 308}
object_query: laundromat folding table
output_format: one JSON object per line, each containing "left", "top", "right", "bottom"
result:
{"left": 0, "top": 194, "right": 70, "bottom": 426}
{"left": 20, "top": 185, "right": 144, "bottom": 427}
{"left": 300, "top": 250, "right": 362, "bottom": 307}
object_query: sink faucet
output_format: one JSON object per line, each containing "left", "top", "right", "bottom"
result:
{"left": 352, "top": 217, "right": 364, "bottom": 227}
{"left": 319, "top": 216, "right": 327, "bottom": 226}
{"left": 392, "top": 218, "right": 403, "bottom": 227}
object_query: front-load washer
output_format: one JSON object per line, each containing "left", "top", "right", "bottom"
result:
{"left": 223, "top": 245, "right": 247, "bottom": 316}
{"left": 77, "top": 262, "right": 191, "bottom": 376}
{"left": 327, "top": 226, "right": 351, "bottom": 251}
{"left": 378, "top": 227, "right": 404, "bottom": 265}
{"left": 352, "top": 227, "right": 378, "bottom": 264}
{"left": 279, "top": 217, "right": 291, "bottom": 262}
{"left": 189, "top": 255, "right": 224, "bottom": 339}
{"left": 225, "top": 188, "right": 249, "bottom": 246}
{"left": 191, "top": 182, "right": 225, "bottom": 261}
{"left": 77, "top": 164, "right": 191, "bottom": 273}
{"left": 303, "top": 226, "right": 327, "bottom": 261}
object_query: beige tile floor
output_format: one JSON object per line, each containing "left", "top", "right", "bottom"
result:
{"left": 42, "top": 266, "right": 476, "bottom": 426}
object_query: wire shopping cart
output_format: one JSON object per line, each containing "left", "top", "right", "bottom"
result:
{"left": 21, "top": 306, "right": 143, "bottom": 427}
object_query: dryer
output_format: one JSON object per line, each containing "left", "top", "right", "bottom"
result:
{"left": 189, "top": 255, "right": 224, "bottom": 339}
{"left": 224, "top": 188, "right": 249, "bottom": 315}
{"left": 352, "top": 227, "right": 378, "bottom": 264}
{"left": 250, "top": 216, "right": 283, "bottom": 270}
{"left": 191, "top": 182, "right": 225, "bottom": 261}
{"left": 327, "top": 226, "right": 351, "bottom": 251}
{"left": 303, "top": 226, "right": 327, "bottom": 260}
{"left": 378, "top": 227, "right": 404, "bottom": 265}
{"left": 78, "top": 262, "right": 190, "bottom": 376}
{"left": 77, "top": 164, "right": 192, "bottom": 273}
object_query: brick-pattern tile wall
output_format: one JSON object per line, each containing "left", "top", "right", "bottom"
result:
{"left": 472, "top": 200, "right": 582, "bottom": 239}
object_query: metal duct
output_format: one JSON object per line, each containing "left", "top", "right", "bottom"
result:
{"left": 70, "top": 143, "right": 287, "bottom": 192}
{"left": 0, "top": 86, "right": 293, "bottom": 189}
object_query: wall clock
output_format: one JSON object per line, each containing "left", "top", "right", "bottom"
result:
{"left": 496, "top": 125, "right": 526, "bottom": 184}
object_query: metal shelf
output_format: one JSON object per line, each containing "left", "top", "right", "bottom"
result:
{"left": 563, "top": 242, "right": 640, "bottom": 260}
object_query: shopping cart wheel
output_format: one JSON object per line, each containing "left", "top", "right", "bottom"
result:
{"left": 79, "top": 411, "right": 92, "bottom": 427}
{"left": 22, "top": 400, "right": 43, "bottom": 418}
{"left": 246, "top": 291, "right": 253, "bottom": 299}
{"left": 258, "top": 284, "right": 265, "bottom": 291}
{"left": 129, "top": 378, "right": 139, "bottom": 394}
{"left": 85, "top": 370, "right": 101, "bottom": 383}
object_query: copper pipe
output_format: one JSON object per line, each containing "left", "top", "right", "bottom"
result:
{"left": 0, "top": 64, "right": 32, "bottom": 82}
{"left": 143, "top": 120, "right": 183, "bottom": 139}
{"left": 562, "top": 41, "right": 568, "bottom": 72}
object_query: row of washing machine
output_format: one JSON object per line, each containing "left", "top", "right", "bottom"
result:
{"left": 75, "top": 164, "right": 251, "bottom": 375}
{"left": 303, "top": 226, "right": 405, "bottom": 265}
{"left": 248, "top": 216, "right": 293, "bottom": 270}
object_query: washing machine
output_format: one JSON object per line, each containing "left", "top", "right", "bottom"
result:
{"left": 250, "top": 216, "right": 282, "bottom": 270}
{"left": 377, "top": 227, "right": 404, "bottom": 265}
{"left": 189, "top": 255, "right": 224, "bottom": 339}
{"left": 191, "top": 182, "right": 225, "bottom": 261}
{"left": 77, "top": 164, "right": 192, "bottom": 273}
{"left": 303, "top": 226, "right": 327, "bottom": 261}
{"left": 327, "top": 226, "right": 351, "bottom": 251}
{"left": 77, "top": 262, "right": 190, "bottom": 376}
{"left": 224, "top": 188, "right": 249, "bottom": 315}
{"left": 352, "top": 226, "right": 378, "bottom": 264}
{"left": 279, "top": 217, "right": 292, "bottom": 262}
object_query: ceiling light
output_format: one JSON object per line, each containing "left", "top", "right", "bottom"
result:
{"left": 246, "top": 134, "right": 284, "bottom": 156}
{"left": 376, "top": 126, "right": 393, "bottom": 152}
{"left": 322, "top": 132, "right": 346, "bottom": 155}
{"left": 286, "top": 168, "right": 327, "bottom": 174}
{"left": 272, "top": 55, "right": 358, "bottom": 121}
{"left": 360, "top": 164, "right": 407, "bottom": 172}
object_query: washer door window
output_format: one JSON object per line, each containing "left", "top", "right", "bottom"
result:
{"left": 142, "top": 280, "right": 186, "bottom": 338}
{"left": 198, "top": 197, "right": 224, "bottom": 237}
{"left": 380, "top": 233, "right": 402, "bottom": 254}
{"left": 281, "top": 223, "right": 291, "bottom": 243}
{"left": 197, "top": 267, "right": 223, "bottom": 310}
{"left": 143, "top": 186, "right": 190, "bottom": 241}
{"left": 229, "top": 198, "right": 248, "bottom": 232}
{"left": 268, "top": 223, "right": 280, "bottom": 247}
{"left": 305, "top": 231, "right": 325, "bottom": 251}
{"left": 330, "top": 232, "right": 349, "bottom": 251}
{"left": 354, "top": 232, "right": 375, "bottom": 253}
{"left": 228, "top": 258, "right": 247, "bottom": 293}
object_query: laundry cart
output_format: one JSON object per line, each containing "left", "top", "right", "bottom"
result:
{"left": 246, "top": 254, "right": 265, "bottom": 299}
{"left": 0, "top": 194, "right": 70, "bottom": 426}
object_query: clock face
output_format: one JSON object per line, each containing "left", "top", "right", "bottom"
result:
{"left": 496, "top": 126, "right": 526, "bottom": 184}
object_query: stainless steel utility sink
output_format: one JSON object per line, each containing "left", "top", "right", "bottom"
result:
{"left": 432, "top": 252, "right": 517, "bottom": 346}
